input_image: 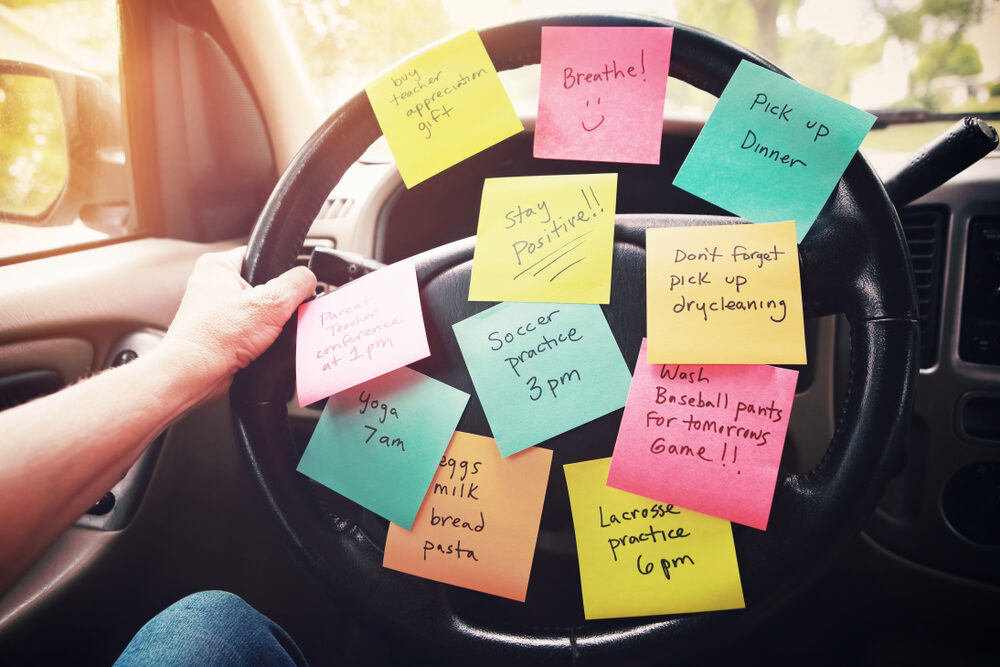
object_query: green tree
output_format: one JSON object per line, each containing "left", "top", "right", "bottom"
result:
{"left": 873, "top": 0, "right": 985, "bottom": 107}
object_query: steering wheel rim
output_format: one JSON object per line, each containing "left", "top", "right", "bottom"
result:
{"left": 233, "top": 14, "right": 919, "bottom": 665}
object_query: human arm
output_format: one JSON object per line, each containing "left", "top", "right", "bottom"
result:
{"left": 0, "top": 247, "right": 316, "bottom": 592}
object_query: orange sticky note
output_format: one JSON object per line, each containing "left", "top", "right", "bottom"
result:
{"left": 383, "top": 432, "right": 552, "bottom": 601}
{"left": 646, "top": 221, "right": 806, "bottom": 364}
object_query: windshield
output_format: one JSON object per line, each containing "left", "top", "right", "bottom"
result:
{"left": 277, "top": 0, "right": 999, "bottom": 152}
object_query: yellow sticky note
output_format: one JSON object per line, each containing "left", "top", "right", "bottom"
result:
{"left": 564, "top": 458, "right": 744, "bottom": 620}
{"left": 646, "top": 221, "right": 806, "bottom": 364}
{"left": 469, "top": 174, "right": 617, "bottom": 303}
{"left": 366, "top": 30, "right": 523, "bottom": 188}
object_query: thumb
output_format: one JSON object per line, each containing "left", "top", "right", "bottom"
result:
{"left": 252, "top": 266, "right": 318, "bottom": 323}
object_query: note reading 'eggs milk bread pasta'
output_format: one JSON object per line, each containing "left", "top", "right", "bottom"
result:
{"left": 383, "top": 432, "right": 552, "bottom": 602}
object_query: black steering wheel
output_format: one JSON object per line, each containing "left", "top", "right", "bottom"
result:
{"left": 233, "top": 14, "right": 918, "bottom": 666}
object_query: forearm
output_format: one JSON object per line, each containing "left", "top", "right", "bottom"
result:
{"left": 0, "top": 345, "right": 211, "bottom": 591}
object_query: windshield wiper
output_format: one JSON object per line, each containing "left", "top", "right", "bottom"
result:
{"left": 871, "top": 109, "right": 1000, "bottom": 129}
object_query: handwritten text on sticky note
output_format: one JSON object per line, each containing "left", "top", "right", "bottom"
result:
{"left": 296, "top": 367, "right": 469, "bottom": 529}
{"left": 646, "top": 221, "right": 805, "bottom": 364}
{"left": 534, "top": 26, "right": 673, "bottom": 164}
{"left": 366, "top": 30, "right": 523, "bottom": 188}
{"left": 383, "top": 432, "right": 552, "bottom": 601}
{"left": 673, "top": 60, "right": 876, "bottom": 241}
{"left": 469, "top": 174, "right": 617, "bottom": 303}
{"left": 607, "top": 340, "right": 798, "bottom": 530}
{"left": 295, "top": 261, "right": 429, "bottom": 406}
{"left": 453, "top": 302, "right": 632, "bottom": 456}
{"left": 564, "top": 458, "right": 744, "bottom": 620}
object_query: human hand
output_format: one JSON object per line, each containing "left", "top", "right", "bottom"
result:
{"left": 158, "top": 246, "right": 317, "bottom": 402}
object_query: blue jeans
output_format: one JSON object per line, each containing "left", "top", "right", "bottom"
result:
{"left": 114, "top": 591, "right": 308, "bottom": 666}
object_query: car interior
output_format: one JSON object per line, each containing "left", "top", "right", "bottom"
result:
{"left": 1, "top": 1, "right": 998, "bottom": 665}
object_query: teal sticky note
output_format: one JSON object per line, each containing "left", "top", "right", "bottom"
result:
{"left": 673, "top": 60, "right": 876, "bottom": 242}
{"left": 297, "top": 366, "right": 469, "bottom": 529}
{"left": 452, "top": 302, "right": 633, "bottom": 456}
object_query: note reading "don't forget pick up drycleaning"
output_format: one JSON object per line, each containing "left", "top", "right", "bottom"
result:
{"left": 646, "top": 220, "right": 806, "bottom": 365}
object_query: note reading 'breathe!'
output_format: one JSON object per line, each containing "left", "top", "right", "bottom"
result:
{"left": 673, "top": 59, "right": 877, "bottom": 241}
{"left": 564, "top": 458, "right": 744, "bottom": 620}
{"left": 296, "top": 367, "right": 469, "bottom": 529}
{"left": 646, "top": 221, "right": 806, "bottom": 364}
{"left": 295, "top": 261, "right": 429, "bottom": 407}
{"left": 453, "top": 302, "right": 633, "bottom": 457}
{"left": 534, "top": 26, "right": 674, "bottom": 164}
{"left": 366, "top": 29, "right": 523, "bottom": 188}
{"left": 607, "top": 340, "right": 798, "bottom": 530}
{"left": 469, "top": 173, "right": 617, "bottom": 304}
{"left": 383, "top": 432, "right": 552, "bottom": 602}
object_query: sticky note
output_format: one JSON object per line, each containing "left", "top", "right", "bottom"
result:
{"left": 468, "top": 174, "right": 617, "bottom": 304}
{"left": 365, "top": 30, "right": 523, "bottom": 188}
{"left": 534, "top": 26, "right": 673, "bottom": 164}
{"left": 295, "top": 261, "right": 430, "bottom": 406}
{"left": 646, "top": 221, "right": 806, "bottom": 364}
{"left": 607, "top": 340, "right": 798, "bottom": 530}
{"left": 296, "top": 367, "right": 469, "bottom": 529}
{"left": 564, "top": 458, "right": 744, "bottom": 619}
{"left": 452, "top": 302, "right": 632, "bottom": 456}
{"left": 383, "top": 432, "right": 552, "bottom": 601}
{"left": 674, "top": 60, "right": 876, "bottom": 241}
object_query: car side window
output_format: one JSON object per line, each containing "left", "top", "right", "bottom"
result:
{"left": 0, "top": 0, "right": 132, "bottom": 263}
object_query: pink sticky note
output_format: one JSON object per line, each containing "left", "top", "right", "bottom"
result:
{"left": 295, "top": 261, "right": 430, "bottom": 407}
{"left": 534, "top": 26, "right": 673, "bottom": 164}
{"left": 607, "top": 339, "right": 798, "bottom": 530}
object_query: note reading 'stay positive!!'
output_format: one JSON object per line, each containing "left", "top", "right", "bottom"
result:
{"left": 452, "top": 302, "right": 632, "bottom": 457}
{"left": 383, "top": 432, "right": 552, "bottom": 602}
{"left": 468, "top": 174, "right": 617, "bottom": 304}
{"left": 607, "top": 340, "right": 798, "bottom": 530}
{"left": 295, "top": 261, "right": 429, "bottom": 407}
{"left": 365, "top": 29, "right": 523, "bottom": 188}
{"left": 296, "top": 367, "right": 469, "bottom": 530}
{"left": 673, "top": 60, "right": 877, "bottom": 241}
{"left": 646, "top": 221, "right": 806, "bottom": 364}
{"left": 534, "top": 26, "right": 673, "bottom": 164}
{"left": 564, "top": 458, "right": 744, "bottom": 620}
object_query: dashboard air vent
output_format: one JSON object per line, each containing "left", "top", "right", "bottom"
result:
{"left": 317, "top": 197, "right": 354, "bottom": 221}
{"left": 899, "top": 206, "right": 948, "bottom": 368}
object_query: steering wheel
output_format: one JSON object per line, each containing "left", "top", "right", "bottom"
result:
{"left": 233, "top": 14, "right": 918, "bottom": 665}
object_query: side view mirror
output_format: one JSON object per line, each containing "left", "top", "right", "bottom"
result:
{"left": 0, "top": 60, "right": 129, "bottom": 234}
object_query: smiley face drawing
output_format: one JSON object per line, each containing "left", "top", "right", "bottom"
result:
{"left": 581, "top": 97, "right": 605, "bottom": 132}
